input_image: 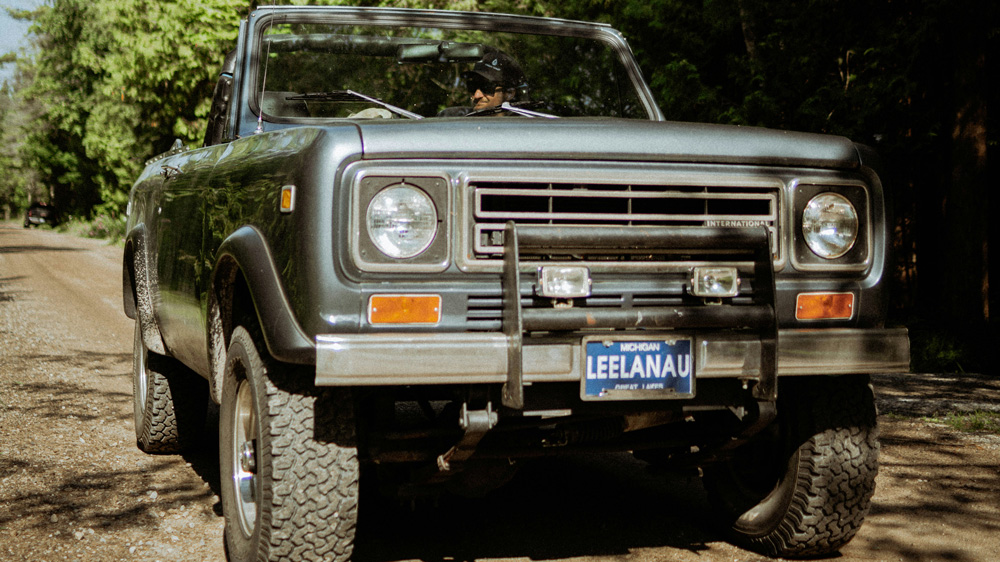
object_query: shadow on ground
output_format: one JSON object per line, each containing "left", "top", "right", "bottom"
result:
{"left": 353, "top": 453, "right": 724, "bottom": 562}
{"left": 2, "top": 356, "right": 997, "bottom": 562}
{"left": 0, "top": 348, "right": 224, "bottom": 535}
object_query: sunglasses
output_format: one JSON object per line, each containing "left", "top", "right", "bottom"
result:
{"left": 466, "top": 77, "right": 503, "bottom": 96}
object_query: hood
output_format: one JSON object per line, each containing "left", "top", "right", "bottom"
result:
{"left": 355, "top": 118, "right": 859, "bottom": 169}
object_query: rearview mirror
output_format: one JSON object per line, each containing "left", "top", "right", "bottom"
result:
{"left": 397, "top": 42, "right": 484, "bottom": 63}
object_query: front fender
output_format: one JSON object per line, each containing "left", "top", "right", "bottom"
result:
{"left": 209, "top": 225, "right": 315, "bottom": 374}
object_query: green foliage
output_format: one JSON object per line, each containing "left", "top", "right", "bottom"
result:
{"left": 911, "top": 329, "right": 968, "bottom": 374}
{"left": 83, "top": 212, "right": 128, "bottom": 240}
{"left": 54, "top": 213, "right": 127, "bottom": 242}
{"left": 930, "top": 411, "right": 1000, "bottom": 435}
{"left": 3, "top": 0, "right": 965, "bottom": 217}
{"left": 13, "top": 0, "right": 248, "bottom": 218}
{"left": 0, "top": 81, "right": 40, "bottom": 218}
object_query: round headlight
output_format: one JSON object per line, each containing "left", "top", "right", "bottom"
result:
{"left": 366, "top": 184, "right": 438, "bottom": 259}
{"left": 802, "top": 193, "right": 858, "bottom": 259}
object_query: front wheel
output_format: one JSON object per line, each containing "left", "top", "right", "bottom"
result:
{"left": 702, "top": 375, "right": 879, "bottom": 558}
{"left": 220, "top": 327, "right": 360, "bottom": 562}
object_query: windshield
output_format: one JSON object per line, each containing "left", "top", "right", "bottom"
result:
{"left": 253, "top": 21, "right": 649, "bottom": 120}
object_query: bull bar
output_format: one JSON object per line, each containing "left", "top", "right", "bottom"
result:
{"left": 500, "top": 223, "right": 777, "bottom": 409}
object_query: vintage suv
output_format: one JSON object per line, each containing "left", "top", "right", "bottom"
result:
{"left": 122, "top": 5, "right": 909, "bottom": 561}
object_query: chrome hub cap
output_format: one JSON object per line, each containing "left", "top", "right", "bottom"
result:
{"left": 231, "top": 380, "right": 258, "bottom": 537}
{"left": 133, "top": 323, "right": 149, "bottom": 423}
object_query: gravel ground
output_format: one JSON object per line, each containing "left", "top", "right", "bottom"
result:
{"left": 0, "top": 224, "right": 225, "bottom": 562}
{"left": 1, "top": 222, "right": 998, "bottom": 562}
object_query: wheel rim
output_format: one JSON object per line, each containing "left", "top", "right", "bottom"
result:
{"left": 231, "top": 379, "right": 258, "bottom": 537}
{"left": 133, "top": 322, "right": 148, "bottom": 425}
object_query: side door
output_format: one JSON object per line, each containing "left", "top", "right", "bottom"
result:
{"left": 152, "top": 145, "right": 225, "bottom": 376}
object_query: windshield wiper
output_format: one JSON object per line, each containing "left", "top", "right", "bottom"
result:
{"left": 465, "top": 101, "right": 559, "bottom": 119}
{"left": 286, "top": 90, "right": 423, "bottom": 120}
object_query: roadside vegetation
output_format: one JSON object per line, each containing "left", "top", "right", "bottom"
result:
{"left": 888, "top": 410, "right": 1000, "bottom": 437}
{"left": 6, "top": 214, "right": 127, "bottom": 243}
{"left": 885, "top": 405, "right": 1000, "bottom": 436}
{"left": 932, "top": 411, "right": 1000, "bottom": 435}
{"left": 63, "top": 213, "right": 128, "bottom": 242}
{"left": 0, "top": 0, "right": 994, "bottom": 370}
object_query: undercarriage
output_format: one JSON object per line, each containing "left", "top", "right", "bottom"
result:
{"left": 356, "top": 378, "right": 774, "bottom": 498}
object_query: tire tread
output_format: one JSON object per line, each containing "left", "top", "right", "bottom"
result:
{"left": 705, "top": 375, "right": 879, "bottom": 559}
{"left": 221, "top": 327, "right": 359, "bottom": 562}
{"left": 263, "top": 372, "right": 359, "bottom": 561}
{"left": 135, "top": 336, "right": 207, "bottom": 454}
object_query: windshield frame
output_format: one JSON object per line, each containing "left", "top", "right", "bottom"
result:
{"left": 237, "top": 6, "right": 663, "bottom": 131}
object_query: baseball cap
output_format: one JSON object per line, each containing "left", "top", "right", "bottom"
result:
{"left": 463, "top": 49, "right": 526, "bottom": 91}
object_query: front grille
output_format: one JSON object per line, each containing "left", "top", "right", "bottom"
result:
{"left": 470, "top": 182, "right": 779, "bottom": 259}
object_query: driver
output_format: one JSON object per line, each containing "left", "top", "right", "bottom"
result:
{"left": 463, "top": 49, "right": 527, "bottom": 112}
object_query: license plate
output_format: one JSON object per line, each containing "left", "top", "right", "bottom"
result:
{"left": 582, "top": 337, "right": 694, "bottom": 400}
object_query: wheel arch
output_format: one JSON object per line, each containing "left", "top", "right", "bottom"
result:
{"left": 123, "top": 238, "right": 137, "bottom": 320}
{"left": 124, "top": 224, "right": 168, "bottom": 355}
{"left": 207, "top": 225, "right": 315, "bottom": 403}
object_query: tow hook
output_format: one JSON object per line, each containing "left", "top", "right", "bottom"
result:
{"left": 436, "top": 402, "right": 498, "bottom": 473}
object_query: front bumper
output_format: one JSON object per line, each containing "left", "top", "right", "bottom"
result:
{"left": 315, "top": 327, "right": 909, "bottom": 386}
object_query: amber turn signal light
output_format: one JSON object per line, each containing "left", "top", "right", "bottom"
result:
{"left": 796, "top": 292, "right": 854, "bottom": 320}
{"left": 369, "top": 294, "right": 441, "bottom": 325}
{"left": 279, "top": 185, "right": 296, "bottom": 213}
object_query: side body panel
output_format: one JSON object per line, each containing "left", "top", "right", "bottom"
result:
{"left": 130, "top": 126, "right": 364, "bottom": 377}
{"left": 153, "top": 146, "right": 226, "bottom": 373}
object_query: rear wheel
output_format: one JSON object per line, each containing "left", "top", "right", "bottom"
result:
{"left": 132, "top": 321, "right": 208, "bottom": 452}
{"left": 220, "top": 327, "right": 359, "bottom": 562}
{"left": 702, "top": 375, "right": 879, "bottom": 558}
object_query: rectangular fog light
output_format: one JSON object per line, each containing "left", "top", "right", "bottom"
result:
{"left": 690, "top": 267, "right": 740, "bottom": 298}
{"left": 538, "top": 266, "right": 592, "bottom": 298}
{"left": 369, "top": 294, "right": 441, "bottom": 325}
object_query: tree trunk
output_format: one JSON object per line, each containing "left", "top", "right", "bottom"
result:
{"left": 936, "top": 9, "right": 990, "bottom": 369}
{"left": 736, "top": 0, "right": 759, "bottom": 63}
{"left": 944, "top": 47, "right": 987, "bottom": 321}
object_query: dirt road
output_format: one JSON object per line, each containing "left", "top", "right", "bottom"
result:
{"left": 1, "top": 223, "right": 998, "bottom": 562}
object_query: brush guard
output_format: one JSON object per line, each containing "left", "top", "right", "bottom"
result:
{"left": 500, "top": 222, "right": 778, "bottom": 410}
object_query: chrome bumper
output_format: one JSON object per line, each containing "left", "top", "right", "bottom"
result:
{"left": 315, "top": 327, "right": 909, "bottom": 386}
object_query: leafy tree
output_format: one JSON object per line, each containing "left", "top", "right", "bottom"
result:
{"left": 19, "top": 0, "right": 248, "bottom": 218}
{"left": 0, "top": 6, "right": 42, "bottom": 218}
{"left": 551, "top": 0, "right": 994, "bottom": 365}
{"left": 0, "top": 82, "right": 33, "bottom": 219}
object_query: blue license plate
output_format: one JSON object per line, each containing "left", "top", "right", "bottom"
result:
{"left": 582, "top": 338, "right": 694, "bottom": 400}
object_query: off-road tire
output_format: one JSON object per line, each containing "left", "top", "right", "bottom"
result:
{"left": 132, "top": 321, "right": 208, "bottom": 453}
{"left": 702, "top": 375, "right": 879, "bottom": 558}
{"left": 220, "top": 327, "right": 359, "bottom": 562}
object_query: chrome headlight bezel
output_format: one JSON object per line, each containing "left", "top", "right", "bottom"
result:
{"left": 791, "top": 183, "right": 870, "bottom": 271}
{"left": 353, "top": 174, "right": 450, "bottom": 272}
